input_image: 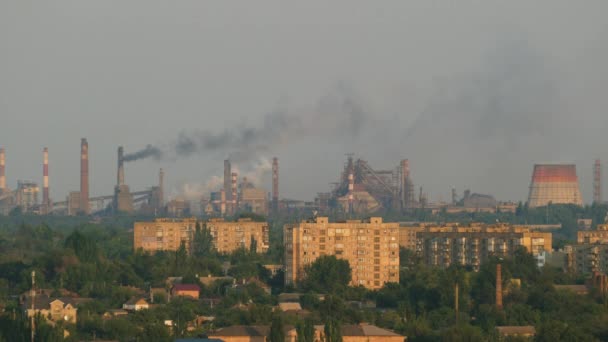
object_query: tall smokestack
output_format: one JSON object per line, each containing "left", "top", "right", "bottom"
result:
{"left": 401, "top": 159, "right": 410, "bottom": 210}
{"left": 224, "top": 160, "right": 232, "bottom": 204}
{"left": 594, "top": 159, "right": 602, "bottom": 204}
{"left": 117, "top": 146, "right": 125, "bottom": 186}
{"left": 496, "top": 264, "right": 503, "bottom": 310}
{"left": 348, "top": 172, "right": 354, "bottom": 214}
{"left": 220, "top": 188, "right": 226, "bottom": 216}
{"left": 0, "top": 148, "right": 5, "bottom": 192}
{"left": 80, "top": 138, "right": 89, "bottom": 214}
{"left": 272, "top": 157, "right": 279, "bottom": 213}
{"left": 231, "top": 172, "right": 237, "bottom": 214}
{"left": 159, "top": 168, "right": 164, "bottom": 208}
{"left": 43, "top": 147, "right": 50, "bottom": 214}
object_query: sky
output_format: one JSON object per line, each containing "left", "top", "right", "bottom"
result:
{"left": 1, "top": 1, "right": 608, "bottom": 204}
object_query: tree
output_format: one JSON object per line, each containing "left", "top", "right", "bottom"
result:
{"left": 323, "top": 318, "right": 342, "bottom": 342}
{"left": 192, "top": 221, "right": 214, "bottom": 257}
{"left": 296, "top": 318, "right": 315, "bottom": 342}
{"left": 303, "top": 255, "right": 351, "bottom": 293}
{"left": 269, "top": 313, "right": 285, "bottom": 342}
{"left": 64, "top": 230, "right": 99, "bottom": 263}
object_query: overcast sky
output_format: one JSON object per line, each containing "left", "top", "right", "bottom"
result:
{"left": 1, "top": 1, "right": 607, "bottom": 204}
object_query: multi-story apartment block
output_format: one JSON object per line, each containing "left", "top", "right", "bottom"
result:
{"left": 415, "top": 223, "right": 552, "bottom": 270}
{"left": 578, "top": 224, "right": 608, "bottom": 244}
{"left": 206, "top": 218, "right": 269, "bottom": 254}
{"left": 284, "top": 217, "right": 399, "bottom": 290}
{"left": 562, "top": 225, "right": 608, "bottom": 275}
{"left": 134, "top": 218, "right": 198, "bottom": 252}
{"left": 134, "top": 218, "right": 268, "bottom": 254}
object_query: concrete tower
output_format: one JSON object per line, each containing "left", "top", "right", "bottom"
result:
{"left": 527, "top": 164, "right": 583, "bottom": 208}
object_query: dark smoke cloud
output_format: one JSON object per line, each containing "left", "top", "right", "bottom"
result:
{"left": 401, "top": 37, "right": 596, "bottom": 200}
{"left": 123, "top": 144, "right": 163, "bottom": 162}
{"left": 126, "top": 83, "right": 372, "bottom": 163}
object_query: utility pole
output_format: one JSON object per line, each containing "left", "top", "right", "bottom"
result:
{"left": 31, "top": 270, "right": 35, "bottom": 342}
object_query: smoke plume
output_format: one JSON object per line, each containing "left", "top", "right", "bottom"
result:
{"left": 123, "top": 144, "right": 163, "bottom": 162}
{"left": 124, "top": 82, "right": 370, "bottom": 164}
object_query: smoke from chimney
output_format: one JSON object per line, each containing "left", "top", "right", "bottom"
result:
{"left": 119, "top": 84, "right": 369, "bottom": 164}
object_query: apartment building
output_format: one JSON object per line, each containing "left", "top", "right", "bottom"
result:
{"left": 134, "top": 218, "right": 197, "bottom": 252}
{"left": 416, "top": 223, "right": 552, "bottom": 270}
{"left": 133, "top": 218, "right": 268, "bottom": 254}
{"left": 561, "top": 225, "right": 608, "bottom": 275}
{"left": 284, "top": 217, "right": 399, "bottom": 290}
{"left": 207, "top": 218, "right": 269, "bottom": 254}
{"left": 578, "top": 224, "right": 608, "bottom": 244}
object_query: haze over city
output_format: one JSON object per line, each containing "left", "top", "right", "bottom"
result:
{"left": 2, "top": 1, "right": 608, "bottom": 203}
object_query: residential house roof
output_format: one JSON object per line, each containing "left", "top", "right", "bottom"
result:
{"left": 496, "top": 326, "right": 536, "bottom": 336}
{"left": 314, "top": 323, "right": 401, "bottom": 337}
{"left": 173, "top": 284, "right": 201, "bottom": 292}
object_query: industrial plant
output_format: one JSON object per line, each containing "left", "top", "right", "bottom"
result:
{"left": 0, "top": 138, "right": 604, "bottom": 217}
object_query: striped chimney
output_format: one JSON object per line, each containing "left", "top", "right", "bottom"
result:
{"left": 80, "top": 138, "right": 90, "bottom": 214}
{"left": 231, "top": 172, "right": 237, "bottom": 213}
{"left": 220, "top": 188, "right": 226, "bottom": 216}
{"left": 43, "top": 147, "right": 50, "bottom": 212}
{"left": 0, "top": 148, "right": 5, "bottom": 191}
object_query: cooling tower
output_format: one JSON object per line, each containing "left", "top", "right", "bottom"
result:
{"left": 527, "top": 164, "right": 583, "bottom": 208}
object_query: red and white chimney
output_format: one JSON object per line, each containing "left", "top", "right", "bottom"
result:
{"left": 43, "top": 147, "right": 50, "bottom": 213}
{"left": 0, "top": 148, "right": 5, "bottom": 191}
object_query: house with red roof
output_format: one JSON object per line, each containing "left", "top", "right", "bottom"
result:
{"left": 172, "top": 284, "right": 200, "bottom": 299}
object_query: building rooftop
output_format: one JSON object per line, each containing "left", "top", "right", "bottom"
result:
{"left": 173, "top": 284, "right": 200, "bottom": 292}
{"left": 496, "top": 326, "right": 536, "bottom": 336}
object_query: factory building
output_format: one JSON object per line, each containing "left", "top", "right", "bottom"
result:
{"left": 15, "top": 181, "right": 39, "bottom": 213}
{"left": 133, "top": 218, "right": 268, "bottom": 254}
{"left": 527, "top": 164, "right": 583, "bottom": 208}
{"left": 415, "top": 223, "right": 552, "bottom": 270}
{"left": 206, "top": 218, "right": 269, "bottom": 254}
{"left": 239, "top": 177, "right": 268, "bottom": 216}
{"left": 320, "top": 155, "right": 415, "bottom": 215}
{"left": 284, "top": 217, "right": 400, "bottom": 290}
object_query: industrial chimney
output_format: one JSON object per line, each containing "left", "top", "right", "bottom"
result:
{"left": 159, "top": 168, "right": 164, "bottom": 208}
{"left": 348, "top": 172, "right": 354, "bottom": 214}
{"left": 42, "top": 147, "right": 50, "bottom": 214}
{"left": 220, "top": 188, "right": 226, "bottom": 216}
{"left": 272, "top": 157, "right": 279, "bottom": 213}
{"left": 231, "top": 172, "right": 238, "bottom": 214}
{"left": 224, "top": 160, "right": 232, "bottom": 206}
{"left": 594, "top": 159, "right": 602, "bottom": 204}
{"left": 117, "top": 146, "right": 125, "bottom": 186}
{"left": 496, "top": 264, "right": 503, "bottom": 310}
{"left": 0, "top": 148, "right": 5, "bottom": 192}
{"left": 80, "top": 138, "right": 89, "bottom": 214}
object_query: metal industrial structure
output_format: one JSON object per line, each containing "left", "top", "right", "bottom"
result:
{"left": 321, "top": 155, "right": 415, "bottom": 214}
{"left": 527, "top": 164, "right": 584, "bottom": 208}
